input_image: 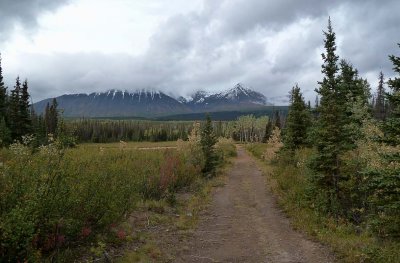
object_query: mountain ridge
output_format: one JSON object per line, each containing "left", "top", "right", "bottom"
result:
{"left": 33, "top": 84, "right": 274, "bottom": 118}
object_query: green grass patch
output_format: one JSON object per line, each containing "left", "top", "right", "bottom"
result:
{"left": 245, "top": 142, "right": 268, "bottom": 159}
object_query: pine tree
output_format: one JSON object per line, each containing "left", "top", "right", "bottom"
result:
{"left": 20, "top": 79, "right": 32, "bottom": 135}
{"left": 50, "top": 98, "right": 59, "bottom": 136}
{"left": 44, "top": 102, "right": 50, "bottom": 133}
{"left": 201, "top": 114, "right": 218, "bottom": 176}
{"left": 262, "top": 119, "right": 273, "bottom": 143}
{"left": 0, "top": 56, "right": 9, "bottom": 146}
{"left": 8, "top": 77, "right": 22, "bottom": 141}
{"left": 385, "top": 44, "right": 400, "bottom": 146}
{"left": 31, "top": 107, "right": 47, "bottom": 147}
{"left": 0, "top": 54, "right": 7, "bottom": 121}
{"left": 315, "top": 95, "right": 319, "bottom": 108}
{"left": 374, "top": 72, "right": 386, "bottom": 120}
{"left": 283, "top": 84, "right": 311, "bottom": 150}
{"left": 339, "top": 60, "right": 371, "bottom": 149}
{"left": 0, "top": 117, "right": 11, "bottom": 147}
{"left": 363, "top": 45, "right": 400, "bottom": 237}
{"left": 338, "top": 60, "right": 367, "bottom": 103}
{"left": 311, "top": 18, "right": 343, "bottom": 215}
{"left": 273, "top": 111, "right": 281, "bottom": 129}
{"left": 44, "top": 98, "right": 59, "bottom": 136}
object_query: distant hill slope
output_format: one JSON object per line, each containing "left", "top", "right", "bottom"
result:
{"left": 33, "top": 84, "right": 275, "bottom": 118}
{"left": 34, "top": 89, "right": 190, "bottom": 117}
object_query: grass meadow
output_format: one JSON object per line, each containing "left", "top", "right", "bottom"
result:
{"left": 0, "top": 140, "right": 217, "bottom": 261}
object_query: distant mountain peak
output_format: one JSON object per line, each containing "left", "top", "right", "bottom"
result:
{"left": 217, "top": 83, "right": 252, "bottom": 99}
{"left": 33, "top": 84, "right": 272, "bottom": 118}
{"left": 96, "top": 89, "right": 164, "bottom": 101}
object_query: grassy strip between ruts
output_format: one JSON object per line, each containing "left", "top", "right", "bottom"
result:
{"left": 246, "top": 143, "right": 400, "bottom": 263}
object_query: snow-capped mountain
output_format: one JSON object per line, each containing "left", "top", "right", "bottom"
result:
{"left": 185, "top": 83, "right": 271, "bottom": 112}
{"left": 34, "top": 89, "right": 190, "bottom": 117}
{"left": 34, "top": 84, "right": 273, "bottom": 118}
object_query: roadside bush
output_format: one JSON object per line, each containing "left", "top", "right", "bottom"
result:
{"left": 141, "top": 150, "right": 200, "bottom": 200}
{"left": 215, "top": 137, "right": 237, "bottom": 161}
{"left": 0, "top": 141, "right": 200, "bottom": 261}
{"left": 262, "top": 127, "right": 283, "bottom": 162}
{"left": 177, "top": 122, "right": 204, "bottom": 170}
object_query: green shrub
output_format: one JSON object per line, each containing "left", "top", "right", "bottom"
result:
{"left": 215, "top": 137, "right": 237, "bottom": 161}
{"left": 0, "top": 141, "right": 202, "bottom": 261}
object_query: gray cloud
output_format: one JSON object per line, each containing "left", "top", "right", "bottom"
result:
{"left": 2, "top": 0, "right": 400, "bottom": 104}
{"left": 0, "top": 0, "right": 70, "bottom": 41}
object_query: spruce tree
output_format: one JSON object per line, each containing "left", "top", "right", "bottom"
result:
{"left": 0, "top": 117, "right": 11, "bottom": 147}
{"left": 366, "top": 44, "right": 400, "bottom": 237}
{"left": 385, "top": 44, "right": 400, "bottom": 146}
{"left": 374, "top": 72, "right": 386, "bottom": 120}
{"left": 201, "top": 114, "right": 218, "bottom": 176}
{"left": 273, "top": 111, "right": 281, "bottom": 129}
{"left": 315, "top": 95, "right": 319, "bottom": 108}
{"left": 263, "top": 119, "right": 273, "bottom": 143}
{"left": 49, "top": 99, "right": 58, "bottom": 135}
{"left": 20, "top": 79, "right": 32, "bottom": 135}
{"left": 283, "top": 84, "right": 311, "bottom": 150}
{"left": 44, "top": 99, "right": 59, "bottom": 136}
{"left": 339, "top": 60, "right": 371, "bottom": 148}
{"left": 0, "top": 56, "right": 9, "bottom": 146}
{"left": 44, "top": 102, "right": 50, "bottom": 134}
{"left": 0, "top": 54, "right": 7, "bottom": 121}
{"left": 311, "top": 18, "right": 343, "bottom": 215}
{"left": 8, "top": 77, "right": 22, "bottom": 141}
{"left": 338, "top": 60, "right": 368, "bottom": 103}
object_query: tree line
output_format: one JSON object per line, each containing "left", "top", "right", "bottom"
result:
{"left": 69, "top": 111, "right": 285, "bottom": 144}
{"left": 0, "top": 54, "right": 61, "bottom": 148}
{"left": 280, "top": 18, "right": 399, "bottom": 238}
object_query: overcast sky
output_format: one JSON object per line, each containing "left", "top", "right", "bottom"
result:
{"left": 0, "top": 0, "right": 399, "bottom": 104}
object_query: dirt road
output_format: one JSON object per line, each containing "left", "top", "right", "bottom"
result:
{"left": 176, "top": 146, "right": 334, "bottom": 263}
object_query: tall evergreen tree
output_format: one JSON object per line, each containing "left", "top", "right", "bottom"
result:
{"left": 0, "top": 54, "right": 9, "bottom": 146}
{"left": 44, "top": 98, "right": 59, "bottom": 136}
{"left": 0, "top": 117, "right": 11, "bottom": 147}
{"left": 263, "top": 119, "right": 273, "bottom": 143}
{"left": 315, "top": 95, "right": 319, "bottom": 108}
{"left": 339, "top": 60, "right": 371, "bottom": 148}
{"left": 44, "top": 102, "right": 50, "bottom": 133}
{"left": 201, "top": 114, "right": 218, "bottom": 176}
{"left": 366, "top": 44, "right": 400, "bottom": 237}
{"left": 283, "top": 85, "right": 311, "bottom": 150}
{"left": 338, "top": 60, "right": 368, "bottom": 103}
{"left": 273, "top": 111, "right": 281, "bottom": 129}
{"left": 374, "top": 72, "right": 386, "bottom": 120}
{"left": 20, "top": 79, "right": 32, "bottom": 135}
{"left": 385, "top": 44, "right": 400, "bottom": 146}
{"left": 8, "top": 77, "right": 22, "bottom": 140}
{"left": 311, "top": 18, "right": 343, "bottom": 215}
{"left": 0, "top": 54, "right": 7, "bottom": 121}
